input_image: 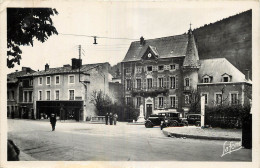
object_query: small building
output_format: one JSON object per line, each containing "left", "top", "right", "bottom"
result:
{"left": 7, "top": 67, "right": 35, "bottom": 118}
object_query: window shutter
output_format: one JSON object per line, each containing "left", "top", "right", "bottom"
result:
{"left": 176, "top": 75, "right": 178, "bottom": 89}
{"left": 144, "top": 66, "right": 147, "bottom": 72}
{"left": 140, "top": 79, "right": 143, "bottom": 89}
{"left": 176, "top": 64, "right": 179, "bottom": 70}
{"left": 143, "top": 78, "right": 146, "bottom": 90}
{"left": 176, "top": 96, "right": 178, "bottom": 108}
{"left": 166, "top": 76, "right": 169, "bottom": 88}
{"left": 167, "top": 96, "right": 170, "bottom": 108}
{"left": 130, "top": 79, "right": 133, "bottom": 90}
{"left": 133, "top": 79, "right": 136, "bottom": 89}
{"left": 129, "top": 67, "right": 132, "bottom": 74}
{"left": 164, "top": 65, "right": 167, "bottom": 70}
{"left": 153, "top": 77, "right": 157, "bottom": 88}
{"left": 163, "top": 77, "right": 166, "bottom": 88}
{"left": 155, "top": 97, "right": 158, "bottom": 109}
{"left": 154, "top": 66, "right": 158, "bottom": 71}
{"left": 163, "top": 96, "right": 166, "bottom": 108}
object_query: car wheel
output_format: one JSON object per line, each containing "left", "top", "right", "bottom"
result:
{"left": 145, "top": 121, "right": 153, "bottom": 128}
{"left": 170, "top": 121, "right": 178, "bottom": 127}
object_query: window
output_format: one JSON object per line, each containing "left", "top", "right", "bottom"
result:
{"left": 158, "top": 77, "right": 164, "bottom": 88}
{"left": 201, "top": 93, "right": 208, "bottom": 105}
{"left": 136, "top": 67, "right": 142, "bottom": 73}
{"left": 203, "top": 77, "right": 209, "bottom": 83}
{"left": 230, "top": 93, "right": 238, "bottom": 105}
{"left": 125, "top": 68, "right": 130, "bottom": 74}
{"left": 185, "top": 78, "right": 190, "bottom": 86}
{"left": 136, "top": 79, "right": 141, "bottom": 89}
{"left": 170, "top": 64, "right": 176, "bottom": 70}
{"left": 147, "top": 78, "right": 152, "bottom": 89}
{"left": 29, "top": 79, "right": 33, "bottom": 86}
{"left": 55, "top": 90, "right": 60, "bottom": 100}
{"left": 158, "top": 65, "right": 164, "bottom": 71}
{"left": 126, "top": 79, "right": 131, "bottom": 90}
{"left": 11, "top": 91, "right": 14, "bottom": 99}
{"left": 39, "top": 77, "right": 43, "bottom": 85}
{"left": 223, "top": 77, "right": 229, "bottom": 82}
{"left": 215, "top": 93, "right": 222, "bottom": 104}
{"left": 46, "top": 91, "right": 51, "bottom": 100}
{"left": 170, "top": 96, "right": 178, "bottom": 108}
{"left": 24, "top": 91, "right": 28, "bottom": 102}
{"left": 29, "top": 91, "right": 32, "bottom": 102}
{"left": 159, "top": 97, "right": 164, "bottom": 108}
{"left": 136, "top": 97, "right": 141, "bottom": 107}
{"left": 55, "top": 75, "right": 60, "bottom": 85}
{"left": 69, "top": 90, "right": 74, "bottom": 100}
{"left": 46, "top": 76, "right": 51, "bottom": 85}
{"left": 7, "top": 91, "right": 9, "bottom": 100}
{"left": 185, "top": 95, "right": 190, "bottom": 104}
{"left": 39, "top": 91, "right": 42, "bottom": 100}
{"left": 69, "top": 75, "right": 75, "bottom": 84}
{"left": 170, "top": 76, "right": 176, "bottom": 89}
{"left": 126, "top": 97, "right": 131, "bottom": 105}
{"left": 147, "top": 66, "right": 152, "bottom": 71}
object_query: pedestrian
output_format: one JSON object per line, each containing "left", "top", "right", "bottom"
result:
{"left": 50, "top": 113, "right": 57, "bottom": 131}
{"left": 109, "top": 112, "right": 113, "bottom": 125}
{"left": 113, "top": 113, "right": 118, "bottom": 125}
{"left": 105, "top": 112, "right": 109, "bottom": 125}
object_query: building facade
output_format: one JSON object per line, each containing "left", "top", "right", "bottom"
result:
{"left": 121, "top": 29, "right": 251, "bottom": 118}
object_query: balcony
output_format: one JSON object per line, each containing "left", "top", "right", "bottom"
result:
{"left": 131, "top": 87, "right": 169, "bottom": 97}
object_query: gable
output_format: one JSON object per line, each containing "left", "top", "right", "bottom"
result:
{"left": 141, "top": 46, "right": 159, "bottom": 60}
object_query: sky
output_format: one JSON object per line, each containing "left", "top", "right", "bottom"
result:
{"left": 6, "top": 1, "right": 252, "bottom": 73}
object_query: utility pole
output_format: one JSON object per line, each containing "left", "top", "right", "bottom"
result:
{"left": 79, "top": 45, "right": 81, "bottom": 82}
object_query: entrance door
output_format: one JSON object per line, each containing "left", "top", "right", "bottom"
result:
{"left": 146, "top": 104, "right": 152, "bottom": 119}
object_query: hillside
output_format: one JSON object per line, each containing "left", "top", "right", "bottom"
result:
{"left": 193, "top": 10, "right": 252, "bottom": 79}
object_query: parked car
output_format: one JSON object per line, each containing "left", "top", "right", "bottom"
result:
{"left": 145, "top": 113, "right": 166, "bottom": 128}
{"left": 160, "top": 112, "right": 188, "bottom": 130}
{"left": 187, "top": 114, "right": 201, "bottom": 126}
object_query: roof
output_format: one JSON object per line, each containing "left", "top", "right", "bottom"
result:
{"left": 7, "top": 69, "right": 34, "bottom": 83}
{"left": 122, "top": 34, "right": 188, "bottom": 62}
{"left": 20, "top": 62, "right": 109, "bottom": 77}
{"left": 198, "top": 58, "right": 247, "bottom": 83}
{"left": 183, "top": 31, "right": 200, "bottom": 67}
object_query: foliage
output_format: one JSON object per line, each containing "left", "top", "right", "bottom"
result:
{"left": 125, "top": 103, "right": 139, "bottom": 121}
{"left": 205, "top": 104, "right": 251, "bottom": 128}
{"left": 188, "top": 89, "right": 201, "bottom": 113}
{"left": 91, "top": 90, "right": 112, "bottom": 116}
{"left": 7, "top": 8, "right": 58, "bottom": 68}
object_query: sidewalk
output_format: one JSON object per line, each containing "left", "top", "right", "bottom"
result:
{"left": 162, "top": 126, "right": 242, "bottom": 141}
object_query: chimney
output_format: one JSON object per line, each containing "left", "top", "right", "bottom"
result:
{"left": 71, "top": 58, "right": 82, "bottom": 69}
{"left": 22, "top": 67, "right": 31, "bottom": 73}
{"left": 15, "top": 70, "right": 18, "bottom": 72}
{"left": 140, "top": 36, "right": 145, "bottom": 45}
{"left": 45, "top": 63, "right": 49, "bottom": 71}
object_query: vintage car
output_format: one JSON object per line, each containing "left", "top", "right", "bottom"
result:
{"left": 160, "top": 112, "right": 188, "bottom": 129}
{"left": 186, "top": 114, "right": 201, "bottom": 126}
{"left": 144, "top": 112, "right": 166, "bottom": 128}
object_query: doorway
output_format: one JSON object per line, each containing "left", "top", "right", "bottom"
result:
{"left": 146, "top": 104, "right": 152, "bottom": 119}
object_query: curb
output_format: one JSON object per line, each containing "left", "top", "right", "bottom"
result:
{"left": 162, "top": 130, "right": 241, "bottom": 141}
{"left": 127, "top": 122, "right": 145, "bottom": 125}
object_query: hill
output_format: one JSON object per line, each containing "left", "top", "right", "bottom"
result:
{"left": 193, "top": 10, "right": 252, "bottom": 79}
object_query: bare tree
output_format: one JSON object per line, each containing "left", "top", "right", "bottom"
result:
{"left": 90, "top": 90, "right": 112, "bottom": 116}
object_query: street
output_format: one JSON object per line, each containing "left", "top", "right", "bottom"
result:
{"left": 8, "top": 119, "right": 251, "bottom": 161}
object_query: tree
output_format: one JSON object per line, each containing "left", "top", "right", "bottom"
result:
{"left": 90, "top": 90, "right": 112, "bottom": 116}
{"left": 7, "top": 8, "right": 58, "bottom": 68}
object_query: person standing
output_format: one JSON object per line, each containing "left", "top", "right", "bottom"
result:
{"left": 105, "top": 112, "right": 109, "bottom": 125}
{"left": 109, "top": 112, "right": 113, "bottom": 125}
{"left": 50, "top": 113, "right": 57, "bottom": 131}
{"left": 113, "top": 113, "right": 118, "bottom": 125}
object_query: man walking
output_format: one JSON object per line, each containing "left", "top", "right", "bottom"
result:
{"left": 105, "top": 112, "right": 109, "bottom": 125}
{"left": 50, "top": 113, "right": 57, "bottom": 131}
{"left": 113, "top": 113, "right": 118, "bottom": 125}
{"left": 109, "top": 112, "right": 113, "bottom": 125}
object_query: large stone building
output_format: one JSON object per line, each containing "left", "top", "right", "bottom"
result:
{"left": 121, "top": 28, "right": 251, "bottom": 118}
{"left": 18, "top": 59, "right": 120, "bottom": 121}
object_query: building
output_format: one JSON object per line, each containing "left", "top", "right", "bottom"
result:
{"left": 20, "top": 59, "right": 112, "bottom": 121}
{"left": 7, "top": 67, "right": 35, "bottom": 118}
{"left": 121, "top": 29, "right": 251, "bottom": 118}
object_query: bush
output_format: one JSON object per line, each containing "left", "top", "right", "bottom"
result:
{"left": 205, "top": 104, "right": 251, "bottom": 128}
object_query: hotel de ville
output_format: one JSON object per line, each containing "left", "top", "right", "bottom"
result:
{"left": 121, "top": 28, "right": 252, "bottom": 118}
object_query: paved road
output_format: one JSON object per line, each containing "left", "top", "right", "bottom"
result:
{"left": 8, "top": 119, "right": 251, "bottom": 161}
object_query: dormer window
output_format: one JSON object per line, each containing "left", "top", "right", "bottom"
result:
{"left": 221, "top": 73, "right": 232, "bottom": 82}
{"left": 147, "top": 66, "right": 152, "bottom": 72}
{"left": 203, "top": 78, "right": 209, "bottom": 83}
{"left": 184, "top": 78, "right": 190, "bottom": 87}
{"left": 202, "top": 74, "right": 212, "bottom": 83}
